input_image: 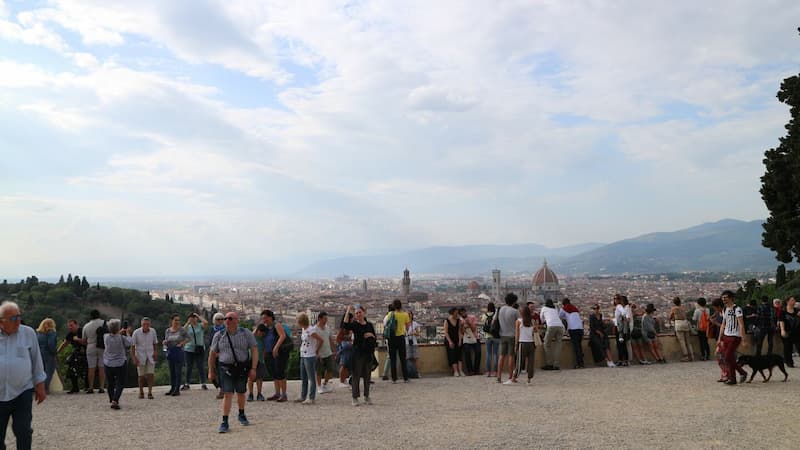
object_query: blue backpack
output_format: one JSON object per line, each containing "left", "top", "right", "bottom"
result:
{"left": 383, "top": 312, "right": 397, "bottom": 339}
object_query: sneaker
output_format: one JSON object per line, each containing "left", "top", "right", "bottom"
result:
{"left": 458, "top": 371, "right": 466, "bottom": 377}
{"left": 201, "top": 384, "right": 209, "bottom": 390}
{"left": 403, "top": 379, "right": 409, "bottom": 383}
{"left": 301, "top": 399, "right": 315, "bottom": 405}
{"left": 607, "top": 361, "right": 617, "bottom": 368}
{"left": 266, "top": 393, "right": 281, "bottom": 401}
{"left": 238, "top": 414, "right": 249, "bottom": 426}
{"left": 218, "top": 422, "right": 229, "bottom": 434}
{"left": 336, "top": 382, "right": 350, "bottom": 389}
{"left": 181, "top": 384, "right": 190, "bottom": 390}
{"left": 293, "top": 398, "right": 305, "bottom": 403}
{"left": 352, "top": 398, "right": 360, "bottom": 407}
{"left": 364, "top": 397, "right": 373, "bottom": 405}
{"left": 277, "top": 394, "right": 287, "bottom": 403}
{"left": 247, "top": 394, "right": 254, "bottom": 402}
{"left": 503, "top": 379, "right": 516, "bottom": 385}
{"left": 256, "top": 394, "right": 265, "bottom": 401}
{"left": 97, "top": 388, "right": 105, "bottom": 394}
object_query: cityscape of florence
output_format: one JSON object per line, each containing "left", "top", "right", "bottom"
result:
{"left": 2, "top": 1, "right": 800, "bottom": 449}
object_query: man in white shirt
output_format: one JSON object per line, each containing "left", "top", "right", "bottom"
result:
{"left": 560, "top": 298, "right": 585, "bottom": 369}
{"left": 718, "top": 290, "right": 748, "bottom": 385}
{"left": 131, "top": 317, "right": 159, "bottom": 399}
{"left": 81, "top": 310, "right": 106, "bottom": 393}
{"left": 541, "top": 299, "right": 564, "bottom": 370}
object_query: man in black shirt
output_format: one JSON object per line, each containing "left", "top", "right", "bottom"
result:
{"left": 754, "top": 296, "right": 776, "bottom": 356}
{"left": 56, "top": 319, "right": 88, "bottom": 393}
{"left": 342, "top": 305, "right": 376, "bottom": 406}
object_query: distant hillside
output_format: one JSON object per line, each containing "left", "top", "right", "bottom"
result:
{"left": 561, "top": 219, "right": 781, "bottom": 274}
{"left": 296, "top": 243, "right": 604, "bottom": 277}
{"left": 297, "top": 219, "right": 785, "bottom": 277}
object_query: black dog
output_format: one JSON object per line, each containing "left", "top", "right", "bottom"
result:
{"left": 736, "top": 354, "right": 789, "bottom": 383}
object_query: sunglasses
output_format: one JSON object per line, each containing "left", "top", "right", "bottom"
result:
{"left": 3, "top": 315, "right": 21, "bottom": 323}
{"left": 224, "top": 317, "right": 237, "bottom": 321}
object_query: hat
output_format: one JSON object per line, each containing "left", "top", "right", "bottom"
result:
{"left": 645, "top": 303, "right": 656, "bottom": 313}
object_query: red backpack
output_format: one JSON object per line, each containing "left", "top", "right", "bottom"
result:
{"left": 698, "top": 309, "right": 709, "bottom": 332}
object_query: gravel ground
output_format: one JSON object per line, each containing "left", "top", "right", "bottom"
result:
{"left": 10, "top": 360, "right": 797, "bottom": 449}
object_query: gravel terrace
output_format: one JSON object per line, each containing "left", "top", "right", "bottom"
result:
{"left": 11, "top": 360, "right": 797, "bottom": 449}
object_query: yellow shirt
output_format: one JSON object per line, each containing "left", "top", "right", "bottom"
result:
{"left": 393, "top": 311, "right": 410, "bottom": 337}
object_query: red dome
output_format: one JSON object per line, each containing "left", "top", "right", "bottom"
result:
{"left": 532, "top": 261, "right": 558, "bottom": 286}
{"left": 467, "top": 281, "right": 480, "bottom": 290}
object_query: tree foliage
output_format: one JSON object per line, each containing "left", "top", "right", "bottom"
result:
{"left": 762, "top": 31, "right": 800, "bottom": 264}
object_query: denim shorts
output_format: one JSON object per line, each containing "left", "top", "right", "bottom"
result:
{"left": 220, "top": 367, "right": 247, "bottom": 394}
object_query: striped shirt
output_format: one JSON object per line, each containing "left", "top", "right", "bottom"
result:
{"left": 723, "top": 306, "right": 743, "bottom": 337}
{"left": 210, "top": 327, "right": 257, "bottom": 364}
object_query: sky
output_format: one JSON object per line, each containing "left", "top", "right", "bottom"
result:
{"left": 1, "top": 0, "right": 799, "bottom": 278}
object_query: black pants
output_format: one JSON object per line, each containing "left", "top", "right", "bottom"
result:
{"left": 67, "top": 352, "right": 88, "bottom": 392}
{"left": 568, "top": 329, "right": 584, "bottom": 367}
{"left": 754, "top": 329, "right": 774, "bottom": 356}
{"left": 185, "top": 349, "right": 206, "bottom": 384}
{"left": 462, "top": 342, "right": 480, "bottom": 374}
{"left": 105, "top": 364, "right": 126, "bottom": 403}
{"left": 616, "top": 334, "right": 629, "bottom": 361}
{"left": 388, "top": 335, "right": 409, "bottom": 381}
{"left": 0, "top": 389, "right": 33, "bottom": 450}
{"left": 782, "top": 336, "right": 800, "bottom": 366}
{"left": 351, "top": 352, "right": 371, "bottom": 399}
{"left": 697, "top": 332, "right": 710, "bottom": 359}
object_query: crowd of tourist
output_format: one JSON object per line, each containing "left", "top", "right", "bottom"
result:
{"left": 1, "top": 288, "right": 798, "bottom": 442}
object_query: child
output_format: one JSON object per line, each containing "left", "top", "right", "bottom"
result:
{"left": 296, "top": 313, "right": 322, "bottom": 404}
{"left": 247, "top": 324, "right": 268, "bottom": 401}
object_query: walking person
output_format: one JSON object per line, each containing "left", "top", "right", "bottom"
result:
{"left": 541, "top": 299, "right": 563, "bottom": 370}
{"left": 103, "top": 319, "right": 132, "bottom": 410}
{"left": 208, "top": 312, "right": 258, "bottom": 433}
{"left": 482, "top": 302, "right": 500, "bottom": 377}
{"left": 670, "top": 297, "right": 694, "bottom": 362}
{"left": 35, "top": 319, "right": 57, "bottom": 394}
{"left": 718, "top": 290, "right": 748, "bottom": 385}
{"left": 57, "top": 319, "right": 88, "bottom": 393}
{"left": 342, "top": 305, "right": 377, "bottom": 406}
{"left": 131, "top": 317, "right": 158, "bottom": 400}
{"left": 444, "top": 308, "right": 464, "bottom": 376}
{"left": 387, "top": 300, "right": 411, "bottom": 383}
{"left": 588, "top": 305, "right": 615, "bottom": 367}
{"left": 182, "top": 312, "right": 209, "bottom": 391}
{"left": 510, "top": 304, "right": 537, "bottom": 384}
{"left": 163, "top": 314, "right": 188, "bottom": 396}
{"left": 753, "top": 295, "right": 776, "bottom": 356}
{"left": 560, "top": 298, "right": 584, "bottom": 369}
{"left": 295, "top": 313, "right": 322, "bottom": 404}
{"left": 779, "top": 296, "right": 799, "bottom": 367}
{"left": 81, "top": 310, "right": 106, "bottom": 393}
{"left": 692, "top": 298, "right": 711, "bottom": 361}
{"left": 496, "top": 293, "right": 520, "bottom": 383}
{"left": 0, "top": 301, "right": 47, "bottom": 450}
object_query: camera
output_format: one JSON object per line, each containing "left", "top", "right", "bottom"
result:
{"left": 122, "top": 320, "right": 129, "bottom": 329}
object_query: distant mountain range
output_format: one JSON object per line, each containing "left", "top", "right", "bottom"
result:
{"left": 296, "top": 219, "right": 785, "bottom": 278}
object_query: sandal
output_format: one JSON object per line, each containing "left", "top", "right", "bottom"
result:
{"left": 138, "top": 392, "right": 144, "bottom": 399}
{"left": 147, "top": 393, "right": 154, "bottom": 400}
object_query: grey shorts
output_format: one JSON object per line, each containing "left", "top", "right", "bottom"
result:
{"left": 317, "top": 355, "right": 336, "bottom": 376}
{"left": 500, "top": 336, "right": 516, "bottom": 356}
{"left": 86, "top": 344, "right": 104, "bottom": 369}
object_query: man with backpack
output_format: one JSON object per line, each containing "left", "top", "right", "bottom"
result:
{"left": 482, "top": 302, "right": 499, "bottom": 377}
{"left": 754, "top": 295, "right": 776, "bottom": 356}
{"left": 692, "top": 298, "right": 711, "bottom": 361}
{"left": 385, "top": 299, "right": 411, "bottom": 383}
{"left": 81, "top": 310, "right": 106, "bottom": 394}
{"left": 495, "top": 293, "right": 520, "bottom": 384}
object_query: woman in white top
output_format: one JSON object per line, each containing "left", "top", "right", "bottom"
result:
{"left": 510, "top": 305, "right": 537, "bottom": 384}
{"left": 406, "top": 311, "right": 421, "bottom": 376}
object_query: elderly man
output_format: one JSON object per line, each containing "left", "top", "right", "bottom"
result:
{"left": 208, "top": 312, "right": 258, "bottom": 434}
{"left": 0, "top": 301, "right": 46, "bottom": 450}
{"left": 131, "top": 317, "right": 158, "bottom": 400}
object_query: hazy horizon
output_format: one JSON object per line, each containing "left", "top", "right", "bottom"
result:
{"left": 2, "top": 1, "right": 797, "bottom": 277}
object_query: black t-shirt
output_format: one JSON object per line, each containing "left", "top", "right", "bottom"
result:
{"left": 342, "top": 320, "right": 376, "bottom": 355}
{"left": 65, "top": 330, "right": 85, "bottom": 351}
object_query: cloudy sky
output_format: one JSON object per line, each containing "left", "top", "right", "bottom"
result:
{"left": 1, "top": 0, "right": 798, "bottom": 278}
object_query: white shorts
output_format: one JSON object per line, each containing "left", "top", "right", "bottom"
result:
{"left": 137, "top": 360, "right": 155, "bottom": 376}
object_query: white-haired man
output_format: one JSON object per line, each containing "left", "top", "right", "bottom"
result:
{"left": 0, "top": 301, "right": 47, "bottom": 449}
{"left": 131, "top": 317, "right": 158, "bottom": 399}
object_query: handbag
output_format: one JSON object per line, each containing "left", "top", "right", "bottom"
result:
{"left": 533, "top": 331, "right": 543, "bottom": 347}
{"left": 224, "top": 330, "right": 251, "bottom": 379}
{"left": 191, "top": 325, "right": 204, "bottom": 354}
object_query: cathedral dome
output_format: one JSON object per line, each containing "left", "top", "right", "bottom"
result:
{"left": 467, "top": 280, "right": 480, "bottom": 291}
{"left": 532, "top": 260, "right": 558, "bottom": 286}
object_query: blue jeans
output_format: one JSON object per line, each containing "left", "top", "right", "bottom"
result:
{"left": 105, "top": 364, "right": 126, "bottom": 403}
{"left": 168, "top": 358, "right": 183, "bottom": 393}
{"left": 0, "top": 388, "right": 33, "bottom": 450}
{"left": 185, "top": 349, "right": 206, "bottom": 385}
{"left": 485, "top": 338, "right": 499, "bottom": 373}
{"left": 42, "top": 354, "right": 56, "bottom": 393}
{"left": 300, "top": 357, "right": 317, "bottom": 401}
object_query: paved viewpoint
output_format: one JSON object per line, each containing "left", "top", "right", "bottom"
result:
{"left": 16, "top": 361, "right": 796, "bottom": 449}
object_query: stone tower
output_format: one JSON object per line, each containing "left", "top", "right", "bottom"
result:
{"left": 402, "top": 268, "right": 411, "bottom": 298}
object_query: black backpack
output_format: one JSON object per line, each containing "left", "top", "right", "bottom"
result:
{"left": 483, "top": 314, "right": 493, "bottom": 334}
{"left": 95, "top": 321, "right": 109, "bottom": 349}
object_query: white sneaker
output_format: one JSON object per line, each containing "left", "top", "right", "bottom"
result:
{"left": 607, "top": 361, "right": 617, "bottom": 368}
{"left": 503, "top": 379, "right": 516, "bottom": 385}
{"left": 351, "top": 398, "right": 360, "bottom": 407}
{"left": 319, "top": 384, "right": 330, "bottom": 394}
{"left": 336, "top": 382, "right": 349, "bottom": 389}
{"left": 453, "top": 372, "right": 459, "bottom": 377}
{"left": 458, "top": 371, "right": 466, "bottom": 377}
{"left": 302, "top": 399, "right": 315, "bottom": 405}
{"left": 364, "top": 397, "right": 372, "bottom": 405}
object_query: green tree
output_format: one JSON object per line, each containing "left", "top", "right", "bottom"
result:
{"left": 777, "top": 264, "right": 787, "bottom": 287}
{"left": 761, "top": 33, "right": 800, "bottom": 264}
{"left": 81, "top": 276, "right": 90, "bottom": 293}
{"left": 72, "top": 275, "right": 82, "bottom": 294}
{"left": 66, "top": 274, "right": 73, "bottom": 285}
{"left": 58, "top": 275, "right": 65, "bottom": 285}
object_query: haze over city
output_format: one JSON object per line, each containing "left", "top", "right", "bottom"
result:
{"left": 2, "top": 1, "right": 799, "bottom": 277}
